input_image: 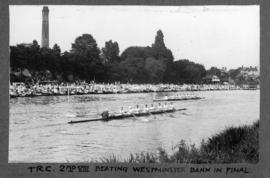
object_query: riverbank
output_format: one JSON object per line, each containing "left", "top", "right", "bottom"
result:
{"left": 9, "top": 82, "right": 258, "bottom": 98}
{"left": 101, "top": 120, "right": 259, "bottom": 163}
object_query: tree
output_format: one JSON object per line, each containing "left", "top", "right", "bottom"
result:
{"left": 152, "top": 30, "right": 166, "bottom": 50}
{"left": 53, "top": 43, "right": 61, "bottom": 55}
{"left": 32, "top": 40, "right": 40, "bottom": 49}
{"left": 121, "top": 46, "right": 152, "bottom": 60}
{"left": 105, "top": 63, "right": 124, "bottom": 82}
{"left": 152, "top": 30, "right": 174, "bottom": 62}
{"left": 229, "top": 68, "right": 241, "bottom": 80}
{"left": 69, "top": 34, "right": 107, "bottom": 81}
{"left": 119, "top": 30, "right": 175, "bottom": 83}
{"left": 144, "top": 57, "right": 166, "bottom": 83}
{"left": 10, "top": 41, "right": 41, "bottom": 70}
{"left": 101, "top": 40, "right": 120, "bottom": 63}
{"left": 166, "top": 59, "right": 206, "bottom": 84}
{"left": 120, "top": 30, "right": 174, "bottom": 62}
{"left": 220, "top": 72, "right": 229, "bottom": 82}
{"left": 120, "top": 57, "right": 147, "bottom": 83}
{"left": 71, "top": 34, "right": 100, "bottom": 62}
{"left": 207, "top": 67, "right": 221, "bottom": 77}
{"left": 10, "top": 45, "right": 27, "bottom": 69}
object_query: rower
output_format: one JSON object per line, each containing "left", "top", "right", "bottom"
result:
{"left": 143, "top": 104, "right": 149, "bottom": 113}
{"left": 149, "top": 104, "right": 155, "bottom": 112}
{"left": 169, "top": 102, "right": 175, "bottom": 110}
{"left": 134, "top": 104, "right": 140, "bottom": 113}
{"left": 119, "top": 107, "right": 124, "bottom": 114}
{"left": 163, "top": 102, "right": 168, "bottom": 111}
{"left": 138, "top": 105, "right": 144, "bottom": 113}
{"left": 158, "top": 103, "right": 162, "bottom": 110}
{"left": 128, "top": 106, "right": 133, "bottom": 114}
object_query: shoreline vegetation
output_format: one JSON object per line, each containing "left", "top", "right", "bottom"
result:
{"left": 101, "top": 120, "right": 259, "bottom": 164}
{"left": 11, "top": 30, "right": 259, "bottom": 87}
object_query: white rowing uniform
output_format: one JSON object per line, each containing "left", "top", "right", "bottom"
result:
{"left": 128, "top": 106, "right": 133, "bottom": 114}
{"left": 157, "top": 104, "right": 162, "bottom": 111}
{"left": 169, "top": 103, "right": 175, "bottom": 110}
{"left": 134, "top": 106, "right": 140, "bottom": 114}
{"left": 143, "top": 106, "right": 149, "bottom": 113}
{"left": 119, "top": 107, "right": 124, "bottom": 114}
{"left": 149, "top": 105, "right": 155, "bottom": 112}
{"left": 163, "top": 103, "right": 168, "bottom": 111}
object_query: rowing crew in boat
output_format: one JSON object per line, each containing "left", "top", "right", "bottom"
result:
{"left": 101, "top": 102, "right": 175, "bottom": 120}
{"left": 165, "top": 93, "right": 196, "bottom": 99}
{"left": 153, "top": 93, "right": 202, "bottom": 102}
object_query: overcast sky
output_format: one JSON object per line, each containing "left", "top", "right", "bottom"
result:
{"left": 9, "top": 5, "right": 259, "bottom": 69}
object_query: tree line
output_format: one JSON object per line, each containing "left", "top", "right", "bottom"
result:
{"left": 10, "top": 30, "right": 256, "bottom": 85}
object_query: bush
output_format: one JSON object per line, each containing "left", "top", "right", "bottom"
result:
{"left": 101, "top": 121, "right": 259, "bottom": 163}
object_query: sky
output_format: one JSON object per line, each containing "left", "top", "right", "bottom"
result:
{"left": 9, "top": 5, "right": 259, "bottom": 69}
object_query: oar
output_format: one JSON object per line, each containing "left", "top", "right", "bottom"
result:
{"left": 131, "top": 113, "right": 137, "bottom": 119}
{"left": 164, "top": 108, "right": 186, "bottom": 117}
{"left": 147, "top": 111, "right": 156, "bottom": 119}
{"left": 181, "top": 112, "right": 190, "bottom": 116}
{"left": 157, "top": 108, "right": 171, "bottom": 117}
{"left": 163, "top": 110, "right": 175, "bottom": 118}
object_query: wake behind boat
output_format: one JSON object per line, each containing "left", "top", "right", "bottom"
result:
{"left": 68, "top": 103, "right": 186, "bottom": 124}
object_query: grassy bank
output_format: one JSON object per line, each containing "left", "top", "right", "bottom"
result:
{"left": 101, "top": 120, "right": 259, "bottom": 163}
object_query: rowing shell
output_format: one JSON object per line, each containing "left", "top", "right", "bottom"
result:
{"left": 68, "top": 108, "right": 186, "bottom": 124}
{"left": 153, "top": 97, "right": 202, "bottom": 102}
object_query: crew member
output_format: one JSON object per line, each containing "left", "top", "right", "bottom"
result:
{"left": 169, "top": 102, "right": 175, "bottom": 110}
{"left": 164, "top": 95, "right": 168, "bottom": 100}
{"left": 134, "top": 105, "right": 140, "bottom": 113}
{"left": 158, "top": 103, "right": 162, "bottom": 110}
{"left": 149, "top": 104, "right": 155, "bottom": 112}
{"left": 128, "top": 106, "right": 133, "bottom": 114}
{"left": 119, "top": 107, "right": 124, "bottom": 114}
{"left": 163, "top": 102, "right": 168, "bottom": 111}
{"left": 144, "top": 104, "right": 149, "bottom": 113}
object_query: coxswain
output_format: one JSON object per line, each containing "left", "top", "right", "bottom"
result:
{"left": 101, "top": 110, "right": 110, "bottom": 121}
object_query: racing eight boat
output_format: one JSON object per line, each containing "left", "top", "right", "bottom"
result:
{"left": 68, "top": 107, "right": 186, "bottom": 124}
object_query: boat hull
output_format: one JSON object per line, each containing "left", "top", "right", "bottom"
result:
{"left": 153, "top": 97, "right": 202, "bottom": 102}
{"left": 68, "top": 108, "right": 186, "bottom": 124}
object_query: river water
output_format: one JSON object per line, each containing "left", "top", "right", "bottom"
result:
{"left": 9, "top": 90, "right": 259, "bottom": 162}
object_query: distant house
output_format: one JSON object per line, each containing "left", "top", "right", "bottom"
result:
{"left": 212, "top": 75, "right": 220, "bottom": 83}
{"left": 203, "top": 75, "right": 220, "bottom": 84}
{"left": 240, "top": 66, "right": 259, "bottom": 78}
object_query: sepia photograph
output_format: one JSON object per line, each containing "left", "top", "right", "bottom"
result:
{"left": 9, "top": 5, "right": 259, "bottom": 164}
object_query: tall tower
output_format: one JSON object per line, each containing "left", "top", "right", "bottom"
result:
{"left": 42, "top": 6, "right": 49, "bottom": 48}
